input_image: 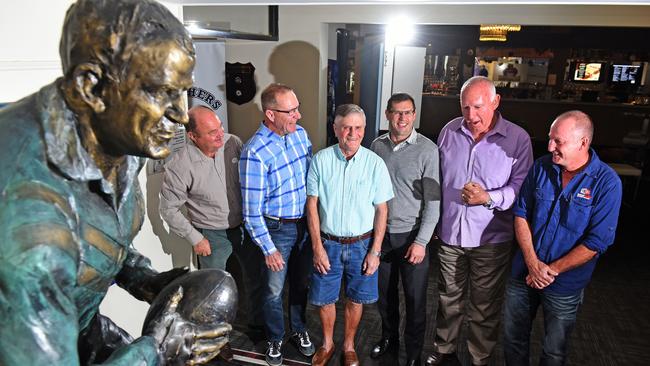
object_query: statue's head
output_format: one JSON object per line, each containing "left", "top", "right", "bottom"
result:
{"left": 60, "top": 0, "right": 196, "bottom": 159}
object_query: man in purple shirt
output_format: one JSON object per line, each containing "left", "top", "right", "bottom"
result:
{"left": 426, "top": 76, "right": 533, "bottom": 366}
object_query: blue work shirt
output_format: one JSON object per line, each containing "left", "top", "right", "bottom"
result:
{"left": 511, "top": 149, "right": 622, "bottom": 295}
{"left": 307, "top": 145, "right": 393, "bottom": 237}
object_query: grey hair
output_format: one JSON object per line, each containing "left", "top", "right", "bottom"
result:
{"left": 261, "top": 83, "right": 294, "bottom": 111}
{"left": 460, "top": 76, "right": 497, "bottom": 102}
{"left": 334, "top": 104, "right": 366, "bottom": 125}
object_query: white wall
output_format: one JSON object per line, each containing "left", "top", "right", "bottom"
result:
{"left": 0, "top": 0, "right": 73, "bottom": 102}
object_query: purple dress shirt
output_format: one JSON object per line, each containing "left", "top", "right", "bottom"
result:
{"left": 437, "top": 112, "right": 533, "bottom": 247}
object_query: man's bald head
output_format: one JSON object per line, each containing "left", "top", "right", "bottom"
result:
{"left": 552, "top": 110, "right": 594, "bottom": 146}
{"left": 187, "top": 105, "right": 218, "bottom": 133}
{"left": 186, "top": 105, "right": 224, "bottom": 157}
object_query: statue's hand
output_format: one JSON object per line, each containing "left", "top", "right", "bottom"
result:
{"left": 144, "top": 287, "right": 232, "bottom": 366}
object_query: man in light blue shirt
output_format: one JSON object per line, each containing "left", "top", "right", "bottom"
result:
{"left": 239, "top": 83, "right": 314, "bottom": 366}
{"left": 306, "top": 104, "right": 394, "bottom": 366}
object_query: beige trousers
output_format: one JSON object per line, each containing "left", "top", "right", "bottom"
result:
{"left": 433, "top": 241, "right": 513, "bottom": 365}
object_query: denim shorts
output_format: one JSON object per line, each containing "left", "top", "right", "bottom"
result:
{"left": 309, "top": 236, "right": 378, "bottom": 306}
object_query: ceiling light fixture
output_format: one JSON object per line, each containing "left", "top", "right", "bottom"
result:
{"left": 479, "top": 24, "right": 521, "bottom": 42}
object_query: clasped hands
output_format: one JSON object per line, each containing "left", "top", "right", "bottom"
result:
{"left": 526, "top": 259, "right": 559, "bottom": 290}
{"left": 461, "top": 182, "right": 490, "bottom": 206}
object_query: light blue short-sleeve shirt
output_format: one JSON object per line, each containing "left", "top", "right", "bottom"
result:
{"left": 307, "top": 145, "right": 394, "bottom": 237}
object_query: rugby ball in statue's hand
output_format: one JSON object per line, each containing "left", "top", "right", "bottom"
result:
{"left": 143, "top": 268, "right": 238, "bottom": 329}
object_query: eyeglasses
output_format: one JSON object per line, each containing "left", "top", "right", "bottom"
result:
{"left": 390, "top": 109, "right": 415, "bottom": 117}
{"left": 271, "top": 105, "right": 300, "bottom": 117}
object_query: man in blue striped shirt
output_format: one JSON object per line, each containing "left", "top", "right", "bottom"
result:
{"left": 239, "top": 83, "right": 314, "bottom": 366}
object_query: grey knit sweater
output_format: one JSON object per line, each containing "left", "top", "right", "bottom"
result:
{"left": 371, "top": 131, "right": 441, "bottom": 246}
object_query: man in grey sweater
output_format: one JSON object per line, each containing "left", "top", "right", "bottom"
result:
{"left": 370, "top": 93, "right": 441, "bottom": 366}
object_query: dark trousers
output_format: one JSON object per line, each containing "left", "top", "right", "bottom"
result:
{"left": 503, "top": 279, "right": 583, "bottom": 366}
{"left": 377, "top": 230, "right": 430, "bottom": 359}
{"left": 236, "top": 229, "right": 266, "bottom": 328}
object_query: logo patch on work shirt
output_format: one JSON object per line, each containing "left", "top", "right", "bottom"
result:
{"left": 576, "top": 188, "right": 592, "bottom": 200}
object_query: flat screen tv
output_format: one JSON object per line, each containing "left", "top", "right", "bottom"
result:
{"left": 571, "top": 62, "right": 606, "bottom": 82}
{"left": 610, "top": 64, "right": 643, "bottom": 85}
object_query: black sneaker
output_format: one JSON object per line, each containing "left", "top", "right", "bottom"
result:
{"left": 291, "top": 331, "right": 316, "bottom": 357}
{"left": 265, "top": 340, "right": 283, "bottom": 366}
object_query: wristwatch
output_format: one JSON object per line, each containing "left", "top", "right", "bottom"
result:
{"left": 370, "top": 249, "right": 381, "bottom": 257}
{"left": 483, "top": 196, "right": 494, "bottom": 209}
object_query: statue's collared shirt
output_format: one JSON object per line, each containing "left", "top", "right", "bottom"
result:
{"left": 0, "top": 81, "right": 157, "bottom": 365}
{"left": 40, "top": 83, "right": 143, "bottom": 209}
{"left": 307, "top": 144, "right": 394, "bottom": 237}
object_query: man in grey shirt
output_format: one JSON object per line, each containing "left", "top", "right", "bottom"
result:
{"left": 370, "top": 93, "right": 441, "bottom": 366}
{"left": 160, "top": 105, "right": 243, "bottom": 269}
{"left": 159, "top": 105, "right": 251, "bottom": 360}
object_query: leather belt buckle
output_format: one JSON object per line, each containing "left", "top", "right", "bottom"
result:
{"left": 321, "top": 230, "right": 373, "bottom": 244}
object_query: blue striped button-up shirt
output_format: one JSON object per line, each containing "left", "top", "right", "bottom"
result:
{"left": 240, "top": 122, "right": 312, "bottom": 255}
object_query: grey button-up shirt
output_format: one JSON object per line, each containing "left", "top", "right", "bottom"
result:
{"left": 160, "top": 135, "right": 243, "bottom": 245}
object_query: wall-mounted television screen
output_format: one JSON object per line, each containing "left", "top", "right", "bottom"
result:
{"left": 571, "top": 62, "right": 606, "bottom": 82}
{"left": 610, "top": 64, "right": 643, "bottom": 84}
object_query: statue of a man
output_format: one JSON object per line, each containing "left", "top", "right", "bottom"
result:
{"left": 0, "top": 0, "right": 230, "bottom": 364}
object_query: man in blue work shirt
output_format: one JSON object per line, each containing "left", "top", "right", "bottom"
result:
{"left": 503, "top": 110, "right": 622, "bottom": 366}
{"left": 307, "top": 104, "right": 394, "bottom": 366}
{"left": 239, "top": 83, "right": 315, "bottom": 366}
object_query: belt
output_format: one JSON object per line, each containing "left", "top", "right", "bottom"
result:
{"left": 264, "top": 215, "right": 303, "bottom": 223}
{"left": 320, "top": 230, "right": 373, "bottom": 244}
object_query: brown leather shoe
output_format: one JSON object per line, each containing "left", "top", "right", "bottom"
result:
{"left": 312, "top": 346, "right": 335, "bottom": 366}
{"left": 342, "top": 350, "right": 359, "bottom": 366}
{"left": 217, "top": 342, "right": 234, "bottom": 362}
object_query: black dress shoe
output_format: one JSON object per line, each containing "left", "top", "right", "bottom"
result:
{"left": 424, "top": 351, "right": 454, "bottom": 366}
{"left": 405, "top": 358, "right": 421, "bottom": 366}
{"left": 370, "top": 337, "right": 398, "bottom": 359}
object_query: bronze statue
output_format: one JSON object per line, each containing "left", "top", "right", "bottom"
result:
{"left": 0, "top": 0, "right": 232, "bottom": 364}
